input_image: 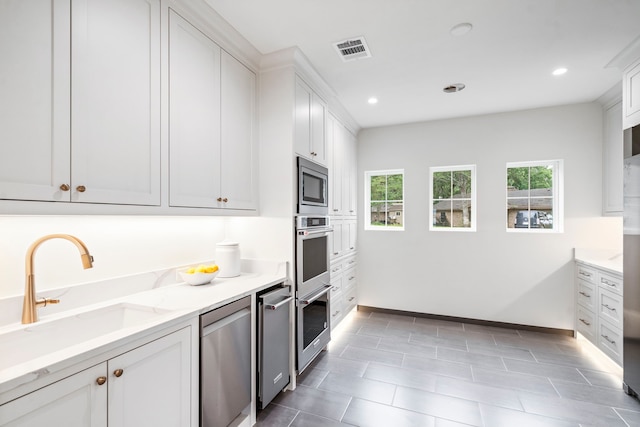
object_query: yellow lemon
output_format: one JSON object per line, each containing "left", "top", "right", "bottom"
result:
{"left": 186, "top": 267, "right": 196, "bottom": 274}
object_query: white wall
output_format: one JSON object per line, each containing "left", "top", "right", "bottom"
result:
{"left": 357, "top": 102, "right": 622, "bottom": 330}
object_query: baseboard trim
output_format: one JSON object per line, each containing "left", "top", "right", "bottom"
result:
{"left": 356, "top": 305, "right": 574, "bottom": 337}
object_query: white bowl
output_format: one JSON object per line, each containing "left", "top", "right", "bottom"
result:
{"left": 179, "top": 270, "right": 219, "bottom": 286}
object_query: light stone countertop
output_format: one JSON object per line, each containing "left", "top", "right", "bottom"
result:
{"left": 574, "top": 248, "right": 623, "bottom": 275}
{"left": 0, "top": 259, "right": 288, "bottom": 398}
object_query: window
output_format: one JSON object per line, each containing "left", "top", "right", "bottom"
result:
{"left": 506, "top": 160, "right": 563, "bottom": 232}
{"left": 364, "top": 169, "right": 404, "bottom": 230}
{"left": 430, "top": 165, "right": 476, "bottom": 231}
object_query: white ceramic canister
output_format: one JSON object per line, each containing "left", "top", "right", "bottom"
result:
{"left": 216, "top": 241, "right": 241, "bottom": 277}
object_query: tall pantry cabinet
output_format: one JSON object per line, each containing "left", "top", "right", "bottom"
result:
{"left": 0, "top": 0, "right": 161, "bottom": 206}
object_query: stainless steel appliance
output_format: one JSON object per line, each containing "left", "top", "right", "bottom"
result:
{"left": 296, "top": 215, "right": 332, "bottom": 372}
{"left": 298, "top": 156, "right": 329, "bottom": 214}
{"left": 257, "top": 285, "right": 292, "bottom": 409}
{"left": 200, "top": 296, "right": 251, "bottom": 427}
{"left": 624, "top": 123, "right": 640, "bottom": 397}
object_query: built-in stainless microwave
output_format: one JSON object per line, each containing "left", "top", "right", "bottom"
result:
{"left": 297, "top": 157, "right": 328, "bottom": 214}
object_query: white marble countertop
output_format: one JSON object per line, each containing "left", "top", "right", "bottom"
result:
{"left": 574, "top": 248, "right": 623, "bottom": 275}
{"left": 0, "top": 259, "right": 288, "bottom": 398}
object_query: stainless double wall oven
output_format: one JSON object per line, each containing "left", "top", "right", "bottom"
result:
{"left": 295, "top": 214, "right": 332, "bottom": 372}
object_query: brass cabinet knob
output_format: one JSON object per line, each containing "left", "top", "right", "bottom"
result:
{"left": 217, "top": 197, "right": 222, "bottom": 202}
{"left": 96, "top": 376, "right": 107, "bottom": 385}
{"left": 76, "top": 185, "right": 86, "bottom": 193}
{"left": 59, "top": 184, "right": 70, "bottom": 191}
{"left": 222, "top": 198, "right": 228, "bottom": 203}
{"left": 113, "top": 368, "right": 124, "bottom": 378}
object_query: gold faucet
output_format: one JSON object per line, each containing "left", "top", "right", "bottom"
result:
{"left": 22, "top": 234, "right": 94, "bottom": 324}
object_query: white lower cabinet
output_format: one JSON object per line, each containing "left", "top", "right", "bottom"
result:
{"left": 0, "top": 327, "right": 192, "bottom": 427}
{"left": 575, "top": 261, "right": 623, "bottom": 366}
{"left": 330, "top": 253, "right": 357, "bottom": 330}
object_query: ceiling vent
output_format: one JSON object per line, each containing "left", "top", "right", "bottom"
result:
{"left": 333, "top": 37, "right": 371, "bottom": 62}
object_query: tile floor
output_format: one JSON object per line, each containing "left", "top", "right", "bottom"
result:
{"left": 256, "top": 309, "right": 640, "bottom": 427}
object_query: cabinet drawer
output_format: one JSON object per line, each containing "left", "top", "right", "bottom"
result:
{"left": 598, "top": 287, "right": 623, "bottom": 328}
{"left": 598, "top": 320, "right": 623, "bottom": 365}
{"left": 330, "top": 295, "right": 344, "bottom": 329}
{"left": 599, "top": 271, "right": 623, "bottom": 296}
{"left": 577, "top": 279, "right": 597, "bottom": 311}
{"left": 330, "top": 261, "right": 344, "bottom": 276}
{"left": 576, "top": 305, "right": 597, "bottom": 343}
{"left": 344, "top": 287, "right": 357, "bottom": 313}
{"left": 343, "top": 267, "right": 357, "bottom": 291}
{"left": 343, "top": 255, "right": 357, "bottom": 270}
{"left": 330, "top": 275, "right": 343, "bottom": 296}
{"left": 576, "top": 264, "right": 596, "bottom": 284}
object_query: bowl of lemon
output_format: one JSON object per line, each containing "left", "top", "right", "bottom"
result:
{"left": 179, "top": 264, "right": 220, "bottom": 286}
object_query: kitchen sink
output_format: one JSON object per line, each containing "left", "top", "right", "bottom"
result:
{"left": 0, "top": 303, "right": 172, "bottom": 372}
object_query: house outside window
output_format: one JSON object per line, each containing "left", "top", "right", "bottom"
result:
{"left": 429, "top": 165, "right": 476, "bottom": 231}
{"left": 506, "top": 160, "right": 563, "bottom": 232}
{"left": 364, "top": 169, "right": 404, "bottom": 230}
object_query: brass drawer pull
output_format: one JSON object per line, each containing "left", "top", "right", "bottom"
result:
{"left": 579, "top": 318, "right": 591, "bottom": 326}
{"left": 114, "top": 368, "right": 124, "bottom": 378}
{"left": 96, "top": 376, "right": 107, "bottom": 385}
{"left": 59, "top": 184, "right": 70, "bottom": 191}
{"left": 76, "top": 185, "right": 86, "bottom": 193}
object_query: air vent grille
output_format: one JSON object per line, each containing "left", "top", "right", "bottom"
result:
{"left": 334, "top": 37, "right": 371, "bottom": 62}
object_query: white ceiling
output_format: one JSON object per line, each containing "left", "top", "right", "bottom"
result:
{"left": 204, "top": 0, "right": 640, "bottom": 129}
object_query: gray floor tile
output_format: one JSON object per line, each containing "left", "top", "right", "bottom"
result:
{"left": 297, "top": 365, "right": 329, "bottom": 388}
{"left": 340, "top": 345, "right": 404, "bottom": 366}
{"left": 614, "top": 407, "right": 640, "bottom": 426}
{"left": 364, "top": 362, "right": 438, "bottom": 392}
{"left": 578, "top": 369, "right": 623, "bottom": 389}
{"left": 479, "top": 404, "right": 580, "bottom": 427}
{"left": 463, "top": 323, "right": 521, "bottom": 336}
{"left": 377, "top": 335, "right": 437, "bottom": 359}
{"left": 311, "top": 352, "right": 369, "bottom": 377}
{"left": 435, "top": 376, "right": 524, "bottom": 411}
{"left": 437, "top": 347, "right": 506, "bottom": 370}
{"left": 318, "top": 371, "right": 396, "bottom": 405}
{"left": 341, "top": 398, "right": 436, "bottom": 427}
{"left": 434, "top": 419, "right": 477, "bottom": 427}
{"left": 413, "top": 316, "right": 464, "bottom": 330}
{"left": 467, "top": 342, "right": 536, "bottom": 361}
{"left": 436, "top": 328, "right": 497, "bottom": 346}
{"left": 290, "top": 411, "right": 353, "bottom": 427}
{"left": 531, "top": 350, "right": 609, "bottom": 372}
{"left": 333, "top": 331, "right": 381, "bottom": 350}
{"left": 256, "top": 403, "right": 299, "bottom": 427}
{"left": 272, "top": 385, "right": 351, "bottom": 421}
{"left": 409, "top": 332, "right": 469, "bottom": 352}
{"left": 472, "top": 366, "right": 559, "bottom": 396}
{"left": 503, "top": 357, "right": 589, "bottom": 384}
{"left": 393, "top": 385, "right": 483, "bottom": 426}
{"left": 517, "top": 392, "right": 629, "bottom": 426}
{"left": 403, "top": 354, "right": 473, "bottom": 380}
{"left": 550, "top": 378, "right": 640, "bottom": 410}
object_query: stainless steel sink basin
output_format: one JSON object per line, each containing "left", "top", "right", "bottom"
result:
{"left": 0, "top": 303, "right": 171, "bottom": 372}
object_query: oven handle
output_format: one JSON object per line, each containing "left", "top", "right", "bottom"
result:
{"left": 299, "top": 228, "right": 333, "bottom": 235}
{"left": 265, "top": 296, "right": 293, "bottom": 311}
{"left": 300, "top": 285, "right": 331, "bottom": 305}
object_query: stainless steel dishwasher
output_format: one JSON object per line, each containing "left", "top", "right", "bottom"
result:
{"left": 200, "top": 296, "right": 251, "bottom": 427}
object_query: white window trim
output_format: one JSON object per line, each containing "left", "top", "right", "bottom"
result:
{"left": 364, "top": 169, "right": 405, "bottom": 231}
{"left": 429, "top": 164, "right": 477, "bottom": 232}
{"left": 506, "top": 159, "right": 564, "bottom": 233}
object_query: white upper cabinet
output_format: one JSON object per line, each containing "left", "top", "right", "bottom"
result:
{"left": 168, "top": 10, "right": 222, "bottom": 209}
{"left": 0, "top": 0, "right": 161, "bottom": 206}
{"left": 220, "top": 51, "right": 257, "bottom": 210}
{"left": 0, "top": 0, "right": 71, "bottom": 202}
{"left": 603, "top": 100, "right": 623, "bottom": 215}
{"left": 71, "top": 0, "right": 161, "bottom": 205}
{"left": 327, "top": 114, "right": 357, "bottom": 217}
{"left": 168, "top": 11, "right": 257, "bottom": 211}
{"left": 295, "top": 77, "right": 327, "bottom": 166}
{"left": 623, "top": 57, "right": 640, "bottom": 129}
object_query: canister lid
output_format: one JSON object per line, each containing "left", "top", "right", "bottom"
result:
{"left": 216, "top": 240, "right": 239, "bottom": 247}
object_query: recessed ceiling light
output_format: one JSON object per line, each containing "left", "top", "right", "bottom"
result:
{"left": 450, "top": 23, "right": 473, "bottom": 36}
{"left": 443, "top": 83, "right": 465, "bottom": 93}
{"left": 368, "top": 97, "right": 378, "bottom": 105}
{"left": 552, "top": 67, "right": 568, "bottom": 76}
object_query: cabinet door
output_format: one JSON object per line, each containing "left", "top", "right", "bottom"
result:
{"left": 331, "top": 220, "right": 343, "bottom": 259}
{"left": 346, "top": 130, "right": 358, "bottom": 216}
{"left": 328, "top": 115, "right": 343, "bottom": 215}
{"left": 220, "top": 51, "right": 257, "bottom": 210}
{"left": 623, "top": 58, "right": 640, "bottom": 129}
{"left": 168, "top": 10, "right": 222, "bottom": 208}
{"left": 310, "top": 92, "right": 327, "bottom": 165}
{"left": 603, "top": 101, "right": 623, "bottom": 214}
{"left": 295, "top": 78, "right": 312, "bottom": 159}
{"left": 0, "top": 0, "right": 71, "bottom": 202}
{"left": 0, "top": 363, "right": 107, "bottom": 427}
{"left": 71, "top": 0, "right": 160, "bottom": 205}
{"left": 347, "top": 219, "right": 357, "bottom": 252}
{"left": 108, "top": 327, "right": 191, "bottom": 427}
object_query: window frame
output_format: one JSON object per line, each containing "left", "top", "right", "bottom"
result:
{"left": 364, "top": 169, "right": 405, "bottom": 231}
{"left": 505, "top": 159, "right": 564, "bottom": 233}
{"left": 429, "top": 164, "right": 477, "bottom": 232}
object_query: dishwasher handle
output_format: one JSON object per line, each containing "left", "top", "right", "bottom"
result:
{"left": 266, "top": 296, "right": 293, "bottom": 311}
{"left": 202, "top": 308, "right": 250, "bottom": 337}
